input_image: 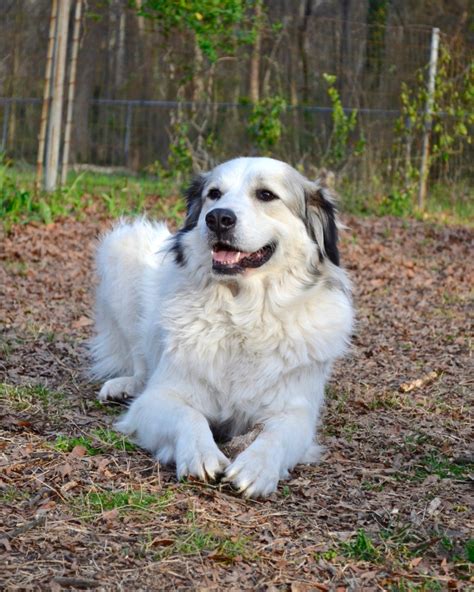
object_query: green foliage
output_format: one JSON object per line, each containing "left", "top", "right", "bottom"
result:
{"left": 1, "top": 382, "right": 64, "bottom": 411}
{"left": 247, "top": 96, "right": 287, "bottom": 154}
{"left": 322, "top": 74, "right": 365, "bottom": 169}
{"left": 162, "top": 527, "right": 250, "bottom": 561}
{"left": 54, "top": 429, "right": 137, "bottom": 456}
{"left": 54, "top": 435, "right": 102, "bottom": 456}
{"left": 92, "top": 427, "right": 137, "bottom": 452}
{"left": 396, "top": 452, "right": 473, "bottom": 482}
{"left": 0, "top": 156, "right": 48, "bottom": 226}
{"left": 148, "top": 121, "right": 194, "bottom": 183}
{"left": 75, "top": 488, "right": 174, "bottom": 518}
{"left": 378, "top": 189, "right": 413, "bottom": 217}
{"left": 340, "top": 529, "right": 380, "bottom": 562}
{"left": 395, "top": 43, "right": 474, "bottom": 197}
{"left": 465, "top": 539, "right": 474, "bottom": 562}
{"left": 136, "top": 0, "right": 254, "bottom": 62}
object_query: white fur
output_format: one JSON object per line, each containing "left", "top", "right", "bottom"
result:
{"left": 91, "top": 157, "right": 353, "bottom": 497}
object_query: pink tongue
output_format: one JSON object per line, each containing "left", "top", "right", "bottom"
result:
{"left": 212, "top": 250, "right": 251, "bottom": 264}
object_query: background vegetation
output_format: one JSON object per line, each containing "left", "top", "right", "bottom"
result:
{"left": 0, "top": 0, "right": 472, "bottom": 225}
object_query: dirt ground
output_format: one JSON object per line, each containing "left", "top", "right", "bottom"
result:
{"left": 1, "top": 212, "right": 473, "bottom": 591}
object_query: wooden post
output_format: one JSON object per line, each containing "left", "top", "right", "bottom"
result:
{"left": 36, "top": 0, "right": 58, "bottom": 191}
{"left": 44, "top": 0, "right": 70, "bottom": 192}
{"left": 1, "top": 102, "right": 10, "bottom": 152}
{"left": 61, "top": 0, "right": 83, "bottom": 185}
{"left": 417, "top": 27, "right": 440, "bottom": 210}
{"left": 249, "top": 0, "right": 262, "bottom": 104}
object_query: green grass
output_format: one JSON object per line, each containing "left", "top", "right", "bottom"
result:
{"left": 1, "top": 382, "right": 65, "bottom": 411}
{"left": 92, "top": 427, "right": 137, "bottom": 452}
{"left": 397, "top": 452, "right": 473, "bottom": 482}
{"left": 163, "top": 527, "right": 250, "bottom": 562}
{"left": 53, "top": 428, "right": 137, "bottom": 456}
{"left": 72, "top": 487, "right": 174, "bottom": 519}
{"left": 340, "top": 178, "right": 473, "bottom": 226}
{"left": 340, "top": 529, "right": 381, "bottom": 562}
{"left": 0, "top": 486, "right": 30, "bottom": 503}
{"left": 1, "top": 160, "right": 472, "bottom": 228}
{"left": 389, "top": 580, "right": 445, "bottom": 592}
{"left": 54, "top": 434, "right": 102, "bottom": 456}
{"left": 0, "top": 161, "right": 185, "bottom": 228}
{"left": 465, "top": 539, "right": 474, "bottom": 562}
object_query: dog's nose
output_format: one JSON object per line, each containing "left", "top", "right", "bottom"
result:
{"left": 205, "top": 208, "right": 237, "bottom": 233}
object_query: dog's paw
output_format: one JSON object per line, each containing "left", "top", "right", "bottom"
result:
{"left": 98, "top": 376, "right": 143, "bottom": 401}
{"left": 176, "top": 440, "right": 229, "bottom": 482}
{"left": 225, "top": 447, "right": 280, "bottom": 498}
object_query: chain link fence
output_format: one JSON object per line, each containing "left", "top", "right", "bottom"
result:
{"left": 0, "top": 2, "right": 472, "bottom": 185}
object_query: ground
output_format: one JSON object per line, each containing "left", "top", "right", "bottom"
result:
{"left": 1, "top": 212, "right": 473, "bottom": 591}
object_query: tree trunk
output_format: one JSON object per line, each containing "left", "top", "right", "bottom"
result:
{"left": 44, "top": 0, "right": 70, "bottom": 191}
{"left": 249, "top": 0, "right": 263, "bottom": 103}
{"left": 36, "top": 0, "right": 58, "bottom": 190}
{"left": 61, "top": 0, "right": 83, "bottom": 184}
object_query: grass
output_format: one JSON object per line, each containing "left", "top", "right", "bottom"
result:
{"left": 92, "top": 427, "right": 137, "bottom": 452}
{"left": 396, "top": 452, "right": 473, "bottom": 482}
{"left": 72, "top": 487, "right": 174, "bottom": 519}
{"left": 1, "top": 160, "right": 472, "bottom": 229}
{"left": 159, "top": 527, "right": 251, "bottom": 562}
{"left": 389, "top": 580, "right": 445, "bottom": 592}
{"left": 1, "top": 382, "right": 65, "bottom": 411}
{"left": 0, "top": 160, "right": 185, "bottom": 229}
{"left": 339, "top": 177, "right": 473, "bottom": 226}
{"left": 340, "top": 529, "right": 381, "bottom": 562}
{"left": 53, "top": 434, "right": 102, "bottom": 456}
{"left": 53, "top": 428, "right": 137, "bottom": 456}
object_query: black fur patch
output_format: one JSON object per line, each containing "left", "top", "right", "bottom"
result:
{"left": 170, "top": 174, "right": 206, "bottom": 266}
{"left": 318, "top": 191, "right": 339, "bottom": 266}
{"left": 209, "top": 418, "right": 235, "bottom": 443}
{"left": 305, "top": 187, "right": 340, "bottom": 267}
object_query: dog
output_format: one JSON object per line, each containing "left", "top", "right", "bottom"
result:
{"left": 91, "top": 157, "right": 353, "bottom": 497}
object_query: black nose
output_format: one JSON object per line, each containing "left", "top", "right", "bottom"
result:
{"left": 205, "top": 208, "right": 237, "bottom": 234}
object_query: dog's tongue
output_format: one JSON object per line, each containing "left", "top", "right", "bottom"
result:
{"left": 212, "top": 250, "right": 251, "bottom": 265}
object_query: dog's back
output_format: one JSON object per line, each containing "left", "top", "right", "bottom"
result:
{"left": 90, "top": 219, "right": 170, "bottom": 394}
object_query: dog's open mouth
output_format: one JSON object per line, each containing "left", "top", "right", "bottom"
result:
{"left": 211, "top": 242, "right": 276, "bottom": 274}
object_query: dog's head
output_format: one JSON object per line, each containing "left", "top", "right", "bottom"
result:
{"left": 175, "top": 157, "right": 340, "bottom": 279}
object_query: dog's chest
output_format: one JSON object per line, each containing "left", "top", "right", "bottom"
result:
{"left": 159, "top": 288, "right": 310, "bottom": 391}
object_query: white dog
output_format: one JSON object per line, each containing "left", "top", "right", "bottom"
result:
{"left": 91, "top": 157, "right": 353, "bottom": 497}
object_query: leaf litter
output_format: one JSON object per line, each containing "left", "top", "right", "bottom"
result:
{"left": 0, "top": 214, "right": 473, "bottom": 590}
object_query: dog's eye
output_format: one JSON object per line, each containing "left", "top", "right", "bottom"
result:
{"left": 256, "top": 189, "right": 278, "bottom": 202}
{"left": 208, "top": 188, "right": 222, "bottom": 200}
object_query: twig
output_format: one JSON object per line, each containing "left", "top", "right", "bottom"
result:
{"left": 6, "top": 515, "right": 46, "bottom": 539}
{"left": 52, "top": 576, "right": 102, "bottom": 589}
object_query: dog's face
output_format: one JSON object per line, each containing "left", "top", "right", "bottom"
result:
{"left": 176, "top": 157, "right": 339, "bottom": 278}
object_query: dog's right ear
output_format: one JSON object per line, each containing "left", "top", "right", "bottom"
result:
{"left": 183, "top": 174, "right": 207, "bottom": 231}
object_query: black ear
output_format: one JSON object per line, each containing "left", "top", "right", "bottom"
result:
{"left": 305, "top": 180, "right": 340, "bottom": 267}
{"left": 170, "top": 174, "right": 207, "bottom": 266}
{"left": 182, "top": 174, "right": 207, "bottom": 231}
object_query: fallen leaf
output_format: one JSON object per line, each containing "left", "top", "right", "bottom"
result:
{"left": 69, "top": 445, "right": 88, "bottom": 458}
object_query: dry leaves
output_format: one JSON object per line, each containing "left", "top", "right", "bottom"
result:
{"left": 1, "top": 214, "right": 473, "bottom": 590}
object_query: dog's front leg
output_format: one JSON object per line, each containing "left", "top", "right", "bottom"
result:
{"left": 116, "top": 388, "right": 229, "bottom": 481}
{"left": 225, "top": 402, "right": 320, "bottom": 498}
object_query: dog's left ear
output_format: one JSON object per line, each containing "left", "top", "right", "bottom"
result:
{"left": 305, "top": 174, "right": 340, "bottom": 266}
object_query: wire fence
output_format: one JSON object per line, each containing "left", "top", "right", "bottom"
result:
{"left": 0, "top": 2, "right": 472, "bottom": 185}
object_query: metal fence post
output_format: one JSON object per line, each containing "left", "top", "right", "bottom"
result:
{"left": 124, "top": 102, "right": 133, "bottom": 166}
{"left": 417, "top": 27, "right": 440, "bottom": 210}
{"left": 1, "top": 102, "right": 10, "bottom": 152}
